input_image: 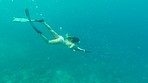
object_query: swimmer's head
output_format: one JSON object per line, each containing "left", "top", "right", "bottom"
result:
{"left": 67, "top": 36, "right": 80, "bottom": 44}
{"left": 66, "top": 34, "right": 80, "bottom": 44}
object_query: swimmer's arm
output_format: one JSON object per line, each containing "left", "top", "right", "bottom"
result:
{"left": 75, "top": 47, "right": 86, "bottom": 52}
{"left": 70, "top": 45, "right": 91, "bottom": 53}
{"left": 69, "top": 44, "right": 75, "bottom": 48}
{"left": 75, "top": 47, "right": 91, "bottom": 53}
{"left": 70, "top": 44, "right": 85, "bottom": 52}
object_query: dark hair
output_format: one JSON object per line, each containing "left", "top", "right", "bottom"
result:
{"left": 67, "top": 36, "right": 80, "bottom": 44}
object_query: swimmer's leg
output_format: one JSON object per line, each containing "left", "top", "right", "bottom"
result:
{"left": 40, "top": 34, "right": 63, "bottom": 44}
{"left": 48, "top": 38, "right": 63, "bottom": 44}
{"left": 41, "top": 22, "right": 60, "bottom": 39}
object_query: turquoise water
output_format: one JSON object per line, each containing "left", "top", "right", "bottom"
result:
{"left": 0, "top": 0, "right": 148, "bottom": 83}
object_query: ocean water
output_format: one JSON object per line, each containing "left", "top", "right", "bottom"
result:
{"left": 0, "top": 0, "right": 148, "bottom": 83}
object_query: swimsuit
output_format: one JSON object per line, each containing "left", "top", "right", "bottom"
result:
{"left": 59, "top": 35, "right": 65, "bottom": 43}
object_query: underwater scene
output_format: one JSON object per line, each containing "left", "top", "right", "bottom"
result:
{"left": 0, "top": 0, "right": 148, "bottom": 83}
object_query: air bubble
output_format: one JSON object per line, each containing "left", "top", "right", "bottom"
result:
{"left": 60, "top": 27, "right": 62, "bottom": 30}
{"left": 35, "top": 6, "right": 38, "bottom": 8}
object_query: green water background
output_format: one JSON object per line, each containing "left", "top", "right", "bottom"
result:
{"left": 0, "top": 0, "right": 148, "bottom": 83}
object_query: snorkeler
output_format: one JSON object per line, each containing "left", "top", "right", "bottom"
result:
{"left": 13, "top": 9, "right": 90, "bottom": 53}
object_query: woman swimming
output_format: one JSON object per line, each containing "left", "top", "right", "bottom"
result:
{"left": 38, "top": 21, "right": 87, "bottom": 52}
{"left": 14, "top": 9, "right": 90, "bottom": 53}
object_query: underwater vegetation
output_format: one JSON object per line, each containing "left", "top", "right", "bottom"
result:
{"left": 0, "top": 69, "right": 100, "bottom": 83}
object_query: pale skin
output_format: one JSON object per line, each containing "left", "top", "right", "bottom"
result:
{"left": 39, "top": 22, "right": 86, "bottom": 52}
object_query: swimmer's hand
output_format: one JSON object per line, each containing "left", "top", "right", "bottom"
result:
{"left": 72, "top": 47, "right": 91, "bottom": 53}
{"left": 84, "top": 50, "right": 92, "bottom": 53}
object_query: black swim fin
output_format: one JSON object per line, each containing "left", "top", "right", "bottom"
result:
{"left": 33, "top": 19, "right": 44, "bottom": 22}
{"left": 25, "top": 9, "right": 42, "bottom": 34}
